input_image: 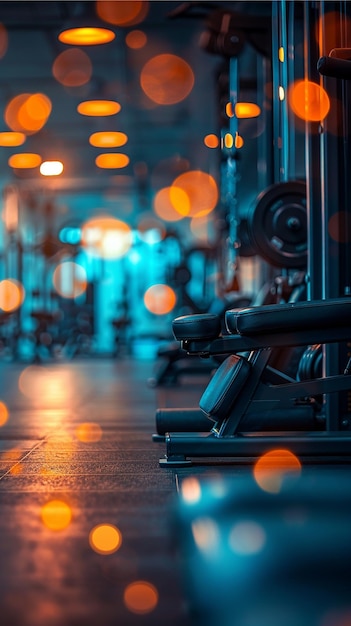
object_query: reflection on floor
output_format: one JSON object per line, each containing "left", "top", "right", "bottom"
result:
{"left": 1, "top": 356, "right": 351, "bottom": 626}
{"left": 0, "top": 357, "right": 197, "bottom": 626}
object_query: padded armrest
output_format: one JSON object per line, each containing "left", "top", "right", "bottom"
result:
{"left": 172, "top": 313, "right": 222, "bottom": 341}
{"left": 226, "top": 298, "right": 351, "bottom": 336}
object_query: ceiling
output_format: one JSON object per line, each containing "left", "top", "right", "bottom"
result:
{"left": 0, "top": 0, "right": 272, "bottom": 228}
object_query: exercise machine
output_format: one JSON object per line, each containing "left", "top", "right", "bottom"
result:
{"left": 159, "top": 298, "right": 351, "bottom": 466}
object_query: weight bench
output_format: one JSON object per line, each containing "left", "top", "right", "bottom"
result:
{"left": 158, "top": 298, "right": 351, "bottom": 466}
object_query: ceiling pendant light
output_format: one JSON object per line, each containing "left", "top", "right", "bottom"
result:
{"left": 58, "top": 25, "right": 115, "bottom": 46}
{"left": 77, "top": 100, "right": 121, "bottom": 116}
{"left": 0, "top": 131, "right": 26, "bottom": 147}
{"left": 89, "top": 131, "right": 128, "bottom": 148}
{"left": 8, "top": 153, "right": 42, "bottom": 169}
{"left": 95, "top": 153, "right": 130, "bottom": 169}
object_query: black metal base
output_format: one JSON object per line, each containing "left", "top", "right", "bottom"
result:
{"left": 159, "top": 430, "right": 351, "bottom": 466}
{"left": 152, "top": 433, "right": 165, "bottom": 443}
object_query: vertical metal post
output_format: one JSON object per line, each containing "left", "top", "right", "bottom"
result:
{"left": 304, "top": 1, "right": 325, "bottom": 301}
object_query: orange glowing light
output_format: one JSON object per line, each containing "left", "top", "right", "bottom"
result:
{"left": 235, "top": 133, "right": 244, "bottom": 149}
{"left": 0, "top": 279, "right": 25, "bottom": 311}
{"left": 225, "top": 102, "right": 234, "bottom": 118}
{"left": 18, "top": 365, "right": 80, "bottom": 408}
{"left": 89, "top": 523, "right": 122, "bottom": 554}
{"left": 181, "top": 477, "right": 201, "bottom": 504}
{"left": 289, "top": 80, "right": 330, "bottom": 122}
{"left": 95, "top": 153, "right": 130, "bottom": 169}
{"left": 81, "top": 216, "right": 132, "bottom": 259}
{"left": 52, "top": 48, "right": 93, "bottom": 86}
{"left": 125, "top": 29, "right": 147, "bottom": 49}
{"left": 41, "top": 499, "right": 72, "bottom": 530}
{"left": 0, "top": 401, "right": 9, "bottom": 426}
{"left": 123, "top": 581, "right": 159, "bottom": 615}
{"left": 140, "top": 54, "right": 194, "bottom": 105}
{"left": 75, "top": 422, "right": 103, "bottom": 443}
{"left": 0, "top": 132, "right": 25, "bottom": 147}
{"left": 8, "top": 93, "right": 52, "bottom": 134}
{"left": 235, "top": 102, "right": 261, "bottom": 118}
{"left": 153, "top": 187, "right": 185, "bottom": 222}
{"left": 96, "top": 0, "right": 149, "bottom": 26}
{"left": 77, "top": 100, "right": 121, "bottom": 116}
{"left": 170, "top": 170, "right": 219, "bottom": 218}
{"left": 204, "top": 134, "right": 219, "bottom": 149}
{"left": 52, "top": 261, "right": 87, "bottom": 299}
{"left": 0, "top": 23, "right": 8, "bottom": 58}
{"left": 89, "top": 131, "right": 128, "bottom": 148}
{"left": 58, "top": 26, "right": 115, "bottom": 46}
{"left": 224, "top": 133, "right": 234, "bottom": 149}
{"left": 253, "top": 449, "right": 302, "bottom": 493}
{"left": 144, "top": 284, "right": 177, "bottom": 315}
{"left": 8, "top": 153, "right": 42, "bottom": 169}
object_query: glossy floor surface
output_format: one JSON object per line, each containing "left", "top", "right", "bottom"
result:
{"left": 0, "top": 356, "right": 207, "bottom": 626}
{"left": 1, "top": 354, "right": 351, "bottom": 626}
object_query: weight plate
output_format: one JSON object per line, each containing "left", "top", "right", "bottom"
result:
{"left": 248, "top": 181, "right": 307, "bottom": 268}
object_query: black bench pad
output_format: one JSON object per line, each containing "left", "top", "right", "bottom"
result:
{"left": 172, "top": 313, "right": 222, "bottom": 341}
{"left": 225, "top": 298, "right": 351, "bottom": 336}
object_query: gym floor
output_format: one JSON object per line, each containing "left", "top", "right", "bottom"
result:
{"left": 0, "top": 355, "right": 214, "bottom": 626}
{"left": 1, "top": 355, "right": 351, "bottom": 626}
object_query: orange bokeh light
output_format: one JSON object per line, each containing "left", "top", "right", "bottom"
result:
{"left": 170, "top": 170, "right": 219, "bottom": 218}
{"left": 0, "top": 132, "right": 25, "bottom": 147}
{"left": 140, "top": 54, "right": 194, "bottom": 105}
{"left": 52, "top": 261, "right": 87, "bottom": 299}
{"left": 0, "top": 401, "right": 9, "bottom": 426}
{"left": 95, "top": 153, "right": 130, "bottom": 169}
{"left": 204, "top": 134, "right": 219, "bottom": 149}
{"left": 41, "top": 499, "right": 72, "bottom": 531}
{"left": 5, "top": 93, "right": 52, "bottom": 134}
{"left": 144, "top": 284, "right": 177, "bottom": 315}
{"left": 235, "top": 102, "right": 261, "bottom": 118}
{"left": 58, "top": 26, "right": 115, "bottom": 46}
{"left": 89, "top": 523, "right": 122, "bottom": 554}
{"left": 52, "top": 48, "right": 93, "bottom": 86}
{"left": 77, "top": 100, "right": 121, "bottom": 116}
{"left": 89, "top": 131, "right": 128, "bottom": 148}
{"left": 125, "top": 29, "right": 147, "bottom": 49}
{"left": 8, "top": 153, "right": 42, "bottom": 169}
{"left": 153, "top": 186, "right": 185, "bottom": 222}
{"left": 81, "top": 216, "right": 132, "bottom": 259}
{"left": 123, "top": 581, "right": 158, "bottom": 614}
{"left": 96, "top": 0, "right": 149, "bottom": 26}
{"left": 0, "top": 279, "right": 25, "bottom": 311}
{"left": 289, "top": 80, "right": 330, "bottom": 122}
{"left": 253, "top": 449, "right": 302, "bottom": 493}
{"left": 235, "top": 133, "right": 244, "bottom": 148}
{"left": 75, "top": 422, "right": 103, "bottom": 443}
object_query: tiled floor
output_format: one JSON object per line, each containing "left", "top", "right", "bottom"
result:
{"left": 1, "top": 355, "right": 351, "bottom": 626}
{"left": 0, "top": 356, "right": 203, "bottom": 626}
